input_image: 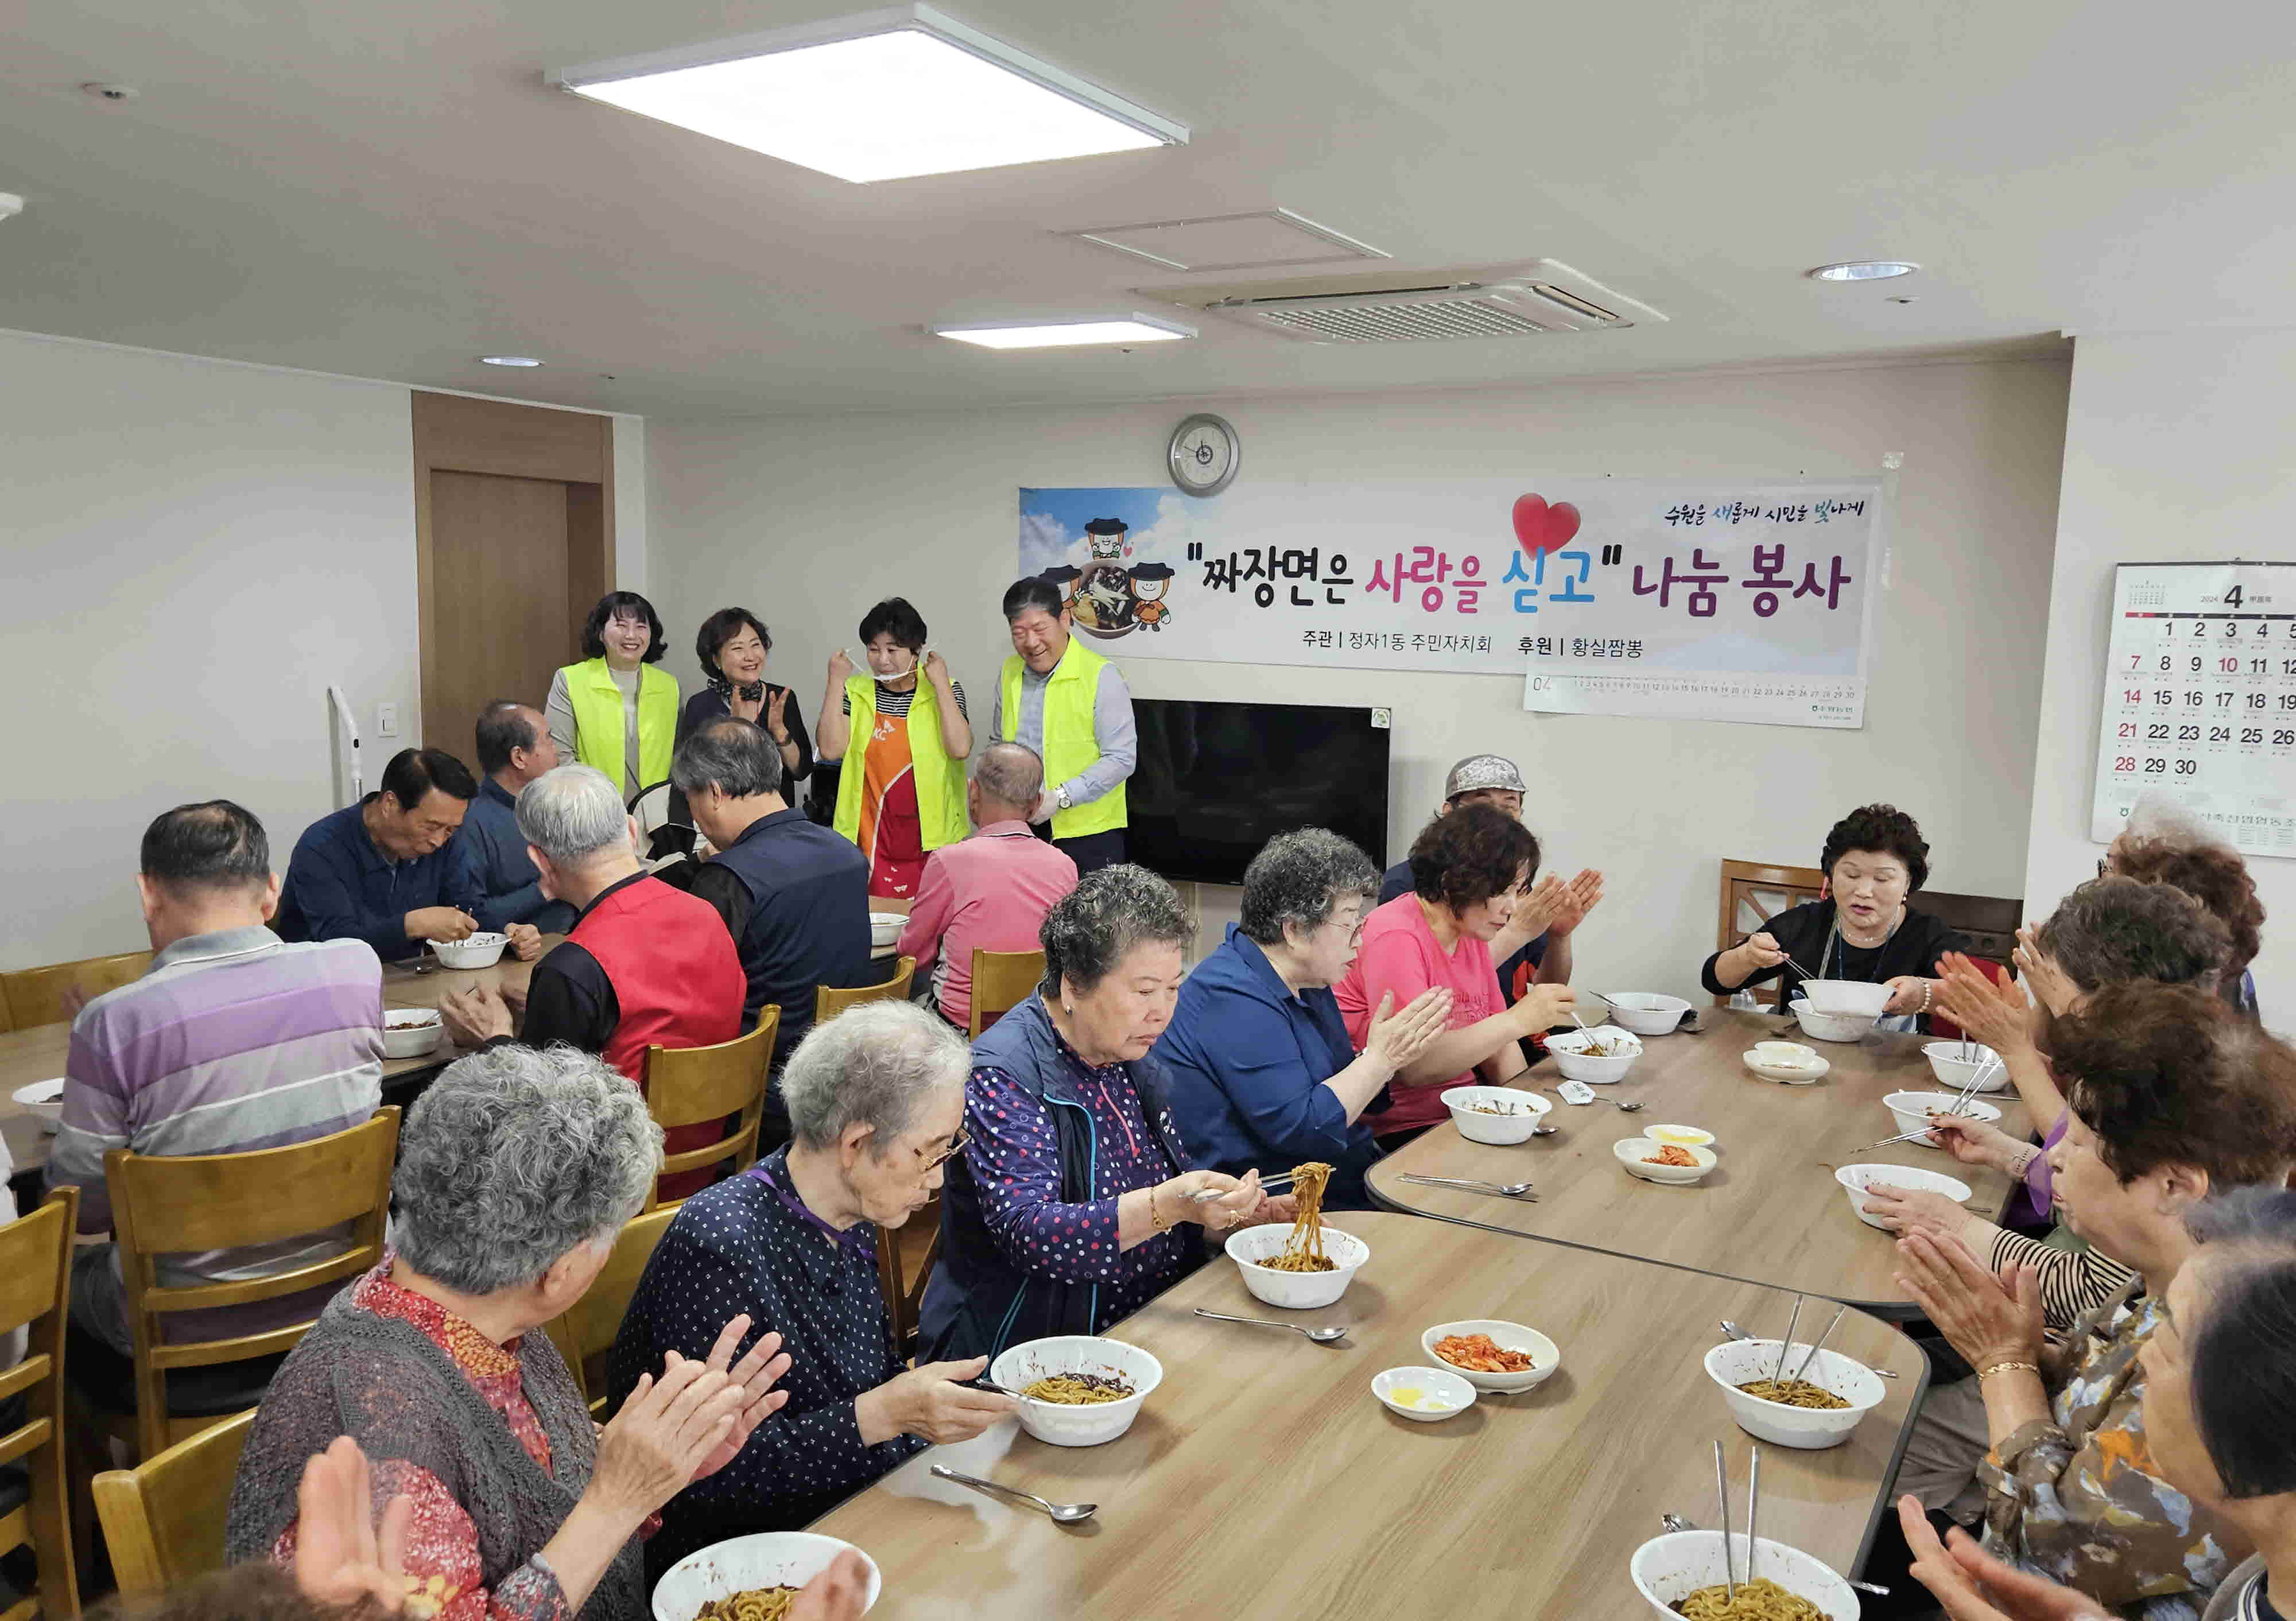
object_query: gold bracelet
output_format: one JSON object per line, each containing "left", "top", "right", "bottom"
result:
{"left": 1977, "top": 1359, "right": 2040, "bottom": 1382}
{"left": 1149, "top": 1185, "right": 1172, "bottom": 1232}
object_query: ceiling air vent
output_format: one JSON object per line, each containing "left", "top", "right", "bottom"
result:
{"left": 1156, "top": 259, "right": 1667, "bottom": 344}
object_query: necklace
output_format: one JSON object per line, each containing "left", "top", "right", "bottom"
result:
{"left": 1837, "top": 903, "right": 1903, "bottom": 949}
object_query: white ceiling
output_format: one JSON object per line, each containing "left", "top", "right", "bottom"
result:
{"left": 6, "top": 0, "right": 2291, "bottom": 418}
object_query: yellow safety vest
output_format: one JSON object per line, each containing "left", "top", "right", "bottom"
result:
{"left": 832, "top": 675, "right": 970, "bottom": 852}
{"left": 1000, "top": 641, "right": 1125, "bottom": 839}
{"left": 562, "top": 658, "right": 676, "bottom": 796}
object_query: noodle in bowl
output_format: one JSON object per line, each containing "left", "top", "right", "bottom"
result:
{"left": 651, "top": 1531, "right": 881, "bottom": 1621}
{"left": 988, "top": 1336, "right": 1161, "bottom": 1448}
{"left": 1226, "top": 1223, "right": 1369, "bottom": 1309}
{"left": 1630, "top": 1530, "right": 1858, "bottom": 1620}
{"left": 1702, "top": 1340, "right": 1886, "bottom": 1449}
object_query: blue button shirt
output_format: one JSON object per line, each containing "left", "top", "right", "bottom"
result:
{"left": 1154, "top": 924, "right": 1380, "bottom": 1207}
{"left": 450, "top": 777, "right": 576, "bottom": 934}
{"left": 274, "top": 797, "right": 478, "bottom": 961}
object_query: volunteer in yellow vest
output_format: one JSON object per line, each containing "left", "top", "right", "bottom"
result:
{"left": 994, "top": 576, "right": 1138, "bottom": 877}
{"left": 546, "top": 591, "right": 678, "bottom": 802}
{"left": 817, "top": 596, "right": 972, "bottom": 899}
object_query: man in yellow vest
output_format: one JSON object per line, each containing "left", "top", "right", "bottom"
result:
{"left": 994, "top": 577, "right": 1137, "bottom": 875}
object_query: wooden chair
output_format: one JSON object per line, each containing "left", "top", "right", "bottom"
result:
{"left": 103, "top": 1108, "right": 400, "bottom": 1461}
{"left": 540, "top": 1204, "right": 679, "bottom": 1418}
{"left": 91, "top": 1409, "right": 254, "bottom": 1600}
{"left": 1910, "top": 889, "right": 2023, "bottom": 971}
{"left": 643, "top": 1010, "right": 778, "bottom": 1207}
{"left": 1715, "top": 859, "right": 1824, "bottom": 1007}
{"left": 1, "top": 951, "right": 153, "bottom": 1030}
{"left": 1, "top": 1186, "right": 79, "bottom": 1621}
{"left": 967, "top": 948, "right": 1044, "bottom": 1038}
{"left": 875, "top": 1210, "right": 939, "bottom": 1363}
{"left": 815, "top": 957, "right": 914, "bottom": 1025}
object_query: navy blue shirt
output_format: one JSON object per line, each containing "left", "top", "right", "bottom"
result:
{"left": 1378, "top": 858, "right": 1547, "bottom": 1000}
{"left": 449, "top": 777, "right": 577, "bottom": 935}
{"left": 608, "top": 1151, "right": 922, "bottom": 1573}
{"left": 1155, "top": 925, "right": 1382, "bottom": 1207}
{"left": 274, "top": 797, "right": 478, "bottom": 962}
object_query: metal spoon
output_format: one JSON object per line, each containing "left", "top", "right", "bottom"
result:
{"left": 1398, "top": 1173, "right": 1538, "bottom": 1199}
{"left": 1719, "top": 1319, "right": 1897, "bottom": 1376}
{"left": 1193, "top": 1306, "right": 1348, "bottom": 1344}
{"left": 930, "top": 1464, "right": 1097, "bottom": 1523}
{"left": 1662, "top": 1515, "right": 1890, "bottom": 1596}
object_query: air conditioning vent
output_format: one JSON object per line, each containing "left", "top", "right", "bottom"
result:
{"left": 1154, "top": 259, "right": 1667, "bottom": 345}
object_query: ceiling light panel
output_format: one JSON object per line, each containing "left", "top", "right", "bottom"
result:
{"left": 934, "top": 315, "right": 1194, "bottom": 349}
{"left": 1808, "top": 261, "right": 1919, "bottom": 281}
{"left": 551, "top": 5, "right": 1186, "bottom": 184}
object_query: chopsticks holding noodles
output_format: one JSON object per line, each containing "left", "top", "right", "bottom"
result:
{"left": 1190, "top": 1169, "right": 1298, "bottom": 1203}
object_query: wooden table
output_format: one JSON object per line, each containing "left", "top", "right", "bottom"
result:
{"left": 1368, "top": 1010, "right": 2029, "bottom": 1310}
{"left": 809, "top": 1212, "right": 1926, "bottom": 1616}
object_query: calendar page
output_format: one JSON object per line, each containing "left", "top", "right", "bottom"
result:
{"left": 2091, "top": 561, "right": 2296, "bottom": 856}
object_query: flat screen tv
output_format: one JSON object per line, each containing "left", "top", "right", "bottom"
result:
{"left": 1126, "top": 699, "right": 1390, "bottom": 887}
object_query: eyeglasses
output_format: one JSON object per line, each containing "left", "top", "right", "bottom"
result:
{"left": 2096, "top": 858, "right": 2109, "bottom": 878}
{"left": 917, "top": 1124, "right": 969, "bottom": 1175}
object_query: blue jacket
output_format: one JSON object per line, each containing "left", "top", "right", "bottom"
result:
{"left": 1155, "top": 925, "right": 1382, "bottom": 1208}
{"left": 275, "top": 797, "right": 479, "bottom": 961}
{"left": 450, "top": 778, "right": 576, "bottom": 934}
{"left": 918, "top": 994, "right": 1197, "bottom": 1363}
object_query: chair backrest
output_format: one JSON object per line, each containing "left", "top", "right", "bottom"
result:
{"left": 0, "top": 1186, "right": 79, "bottom": 1621}
{"left": 1, "top": 949, "right": 154, "bottom": 1029}
{"left": 627, "top": 778, "right": 675, "bottom": 831}
{"left": 968, "top": 948, "right": 1045, "bottom": 1038}
{"left": 1909, "top": 889, "right": 2023, "bottom": 970}
{"left": 816, "top": 956, "right": 914, "bottom": 1025}
{"left": 108, "top": 1108, "right": 400, "bottom": 1460}
{"left": 874, "top": 1206, "right": 940, "bottom": 1360}
{"left": 643, "top": 1010, "right": 778, "bottom": 1199}
{"left": 91, "top": 1408, "right": 256, "bottom": 1600}
{"left": 1715, "top": 859, "right": 1825, "bottom": 1007}
{"left": 541, "top": 1203, "right": 681, "bottom": 1418}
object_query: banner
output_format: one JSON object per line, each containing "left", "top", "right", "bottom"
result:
{"left": 1018, "top": 476, "right": 1886, "bottom": 729}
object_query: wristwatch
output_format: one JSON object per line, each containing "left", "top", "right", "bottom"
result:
{"left": 1054, "top": 785, "right": 1073, "bottom": 813}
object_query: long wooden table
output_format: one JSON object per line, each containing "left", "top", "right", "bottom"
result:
{"left": 1367, "top": 1009, "right": 2028, "bottom": 1309}
{"left": 810, "top": 1212, "right": 1926, "bottom": 1615}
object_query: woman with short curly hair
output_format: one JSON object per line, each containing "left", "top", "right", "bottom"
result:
{"left": 2109, "top": 834, "right": 2267, "bottom": 1023}
{"left": 1332, "top": 805, "right": 1578, "bottom": 1141}
{"left": 1702, "top": 802, "right": 1971, "bottom": 1028}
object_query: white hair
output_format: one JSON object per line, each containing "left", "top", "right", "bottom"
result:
{"left": 514, "top": 765, "right": 630, "bottom": 864}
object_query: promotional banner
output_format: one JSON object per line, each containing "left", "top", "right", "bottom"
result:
{"left": 1018, "top": 476, "right": 1886, "bottom": 729}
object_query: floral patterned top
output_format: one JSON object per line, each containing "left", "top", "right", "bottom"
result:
{"left": 1980, "top": 1282, "right": 2248, "bottom": 1619}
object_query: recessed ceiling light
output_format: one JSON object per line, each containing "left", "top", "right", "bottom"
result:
{"left": 479, "top": 355, "right": 545, "bottom": 367}
{"left": 1806, "top": 261, "right": 1920, "bottom": 282}
{"left": 0, "top": 193, "right": 22, "bottom": 223}
{"left": 549, "top": 3, "right": 1186, "bottom": 184}
{"left": 933, "top": 315, "right": 1194, "bottom": 350}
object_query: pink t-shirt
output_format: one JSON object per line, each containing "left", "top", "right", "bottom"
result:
{"left": 895, "top": 821, "right": 1079, "bottom": 1029}
{"left": 1334, "top": 893, "right": 1502, "bottom": 1136}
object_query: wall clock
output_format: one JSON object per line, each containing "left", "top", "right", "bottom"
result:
{"left": 1167, "top": 412, "right": 1240, "bottom": 497}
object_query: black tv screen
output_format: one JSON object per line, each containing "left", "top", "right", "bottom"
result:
{"left": 1126, "top": 699, "right": 1390, "bottom": 886}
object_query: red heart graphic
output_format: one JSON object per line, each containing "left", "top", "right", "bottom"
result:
{"left": 1511, "top": 493, "right": 1581, "bottom": 556}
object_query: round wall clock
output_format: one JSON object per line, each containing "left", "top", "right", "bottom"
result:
{"left": 1168, "top": 412, "right": 1240, "bottom": 497}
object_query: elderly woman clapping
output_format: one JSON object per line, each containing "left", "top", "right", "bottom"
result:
{"left": 920, "top": 864, "right": 1275, "bottom": 1362}
{"left": 227, "top": 1045, "right": 793, "bottom": 1621}
{"left": 1157, "top": 828, "right": 1450, "bottom": 1209}
{"left": 611, "top": 1000, "right": 1017, "bottom": 1572}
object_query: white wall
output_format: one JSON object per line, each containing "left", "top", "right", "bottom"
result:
{"left": 1, "top": 331, "right": 641, "bottom": 968}
{"left": 648, "top": 357, "right": 2069, "bottom": 996}
{"left": 2024, "top": 329, "right": 2296, "bottom": 1003}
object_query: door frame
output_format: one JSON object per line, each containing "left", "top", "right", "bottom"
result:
{"left": 412, "top": 392, "right": 614, "bottom": 753}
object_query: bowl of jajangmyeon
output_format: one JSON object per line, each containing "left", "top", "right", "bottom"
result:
{"left": 651, "top": 1530, "right": 881, "bottom": 1620}
{"left": 1702, "top": 1338, "right": 1887, "bottom": 1449}
{"left": 989, "top": 1335, "right": 1162, "bottom": 1448}
{"left": 1630, "top": 1530, "right": 1858, "bottom": 1620}
{"left": 1225, "top": 1222, "right": 1370, "bottom": 1310}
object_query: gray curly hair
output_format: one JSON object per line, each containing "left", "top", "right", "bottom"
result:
{"left": 1039, "top": 863, "right": 1193, "bottom": 998}
{"left": 391, "top": 1044, "right": 662, "bottom": 1294}
{"left": 1239, "top": 828, "right": 1379, "bottom": 947}
{"left": 2039, "top": 874, "right": 2231, "bottom": 992}
{"left": 782, "top": 1000, "right": 969, "bottom": 1154}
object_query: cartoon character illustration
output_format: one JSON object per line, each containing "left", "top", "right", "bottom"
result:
{"left": 1129, "top": 562, "right": 1175, "bottom": 631}
{"left": 1075, "top": 518, "right": 1135, "bottom": 632}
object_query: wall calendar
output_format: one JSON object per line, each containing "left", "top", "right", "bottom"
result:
{"left": 2091, "top": 561, "right": 2296, "bottom": 858}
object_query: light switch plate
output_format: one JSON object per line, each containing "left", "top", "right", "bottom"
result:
{"left": 377, "top": 703, "right": 399, "bottom": 738}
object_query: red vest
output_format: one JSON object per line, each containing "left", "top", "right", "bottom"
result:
{"left": 569, "top": 876, "right": 745, "bottom": 1083}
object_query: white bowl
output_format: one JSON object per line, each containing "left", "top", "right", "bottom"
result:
{"left": 1801, "top": 977, "right": 1892, "bottom": 1018}
{"left": 1614, "top": 1137, "right": 1717, "bottom": 1185}
{"left": 1225, "top": 1223, "right": 1370, "bottom": 1309}
{"left": 1630, "top": 1530, "right": 1859, "bottom": 1620}
{"left": 1422, "top": 1319, "right": 1561, "bottom": 1392}
{"left": 12, "top": 1078, "right": 65, "bottom": 1131}
{"left": 1744, "top": 1041, "right": 1830, "bottom": 1084}
{"left": 652, "top": 1531, "right": 881, "bottom": 1621}
{"left": 382, "top": 1009, "right": 444, "bottom": 1060}
{"left": 1790, "top": 999, "right": 1877, "bottom": 1044}
{"left": 1443, "top": 1085, "right": 1553, "bottom": 1144}
{"left": 1883, "top": 1091, "right": 2003, "bottom": 1143}
{"left": 1646, "top": 1123, "right": 1715, "bottom": 1148}
{"left": 1371, "top": 1364, "right": 1475, "bottom": 1422}
{"left": 868, "top": 912, "right": 905, "bottom": 950}
{"left": 1925, "top": 1042, "right": 2010, "bottom": 1092}
{"left": 1703, "top": 1339, "right": 1887, "bottom": 1449}
{"left": 1546, "top": 1026, "right": 1643, "bottom": 1083}
{"left": 1603, "top": 992, "right": 1692, "bottom": 1036}
{"left": 1835, "top": 1163, "right": 1972, "bottom": 1230}
{"left": 988, "top": 1336, "right": 1162, "bottom": 1448}
{"left": 428, "top": 932, "right": 508, "bottom": 969}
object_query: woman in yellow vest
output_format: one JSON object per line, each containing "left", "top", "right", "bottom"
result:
{"left": 545, "top": 591, "right": 679, "bottom": 804}
{"left": 818, "top": 596, "right": 972, "bottom": 898}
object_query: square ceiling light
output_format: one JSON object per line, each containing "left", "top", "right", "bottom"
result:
{"left": 549, "top": 4, "right": 1186, "bottom": 184}
{"left": 934, "top": 314, "right": 1194, "bottom": 349}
